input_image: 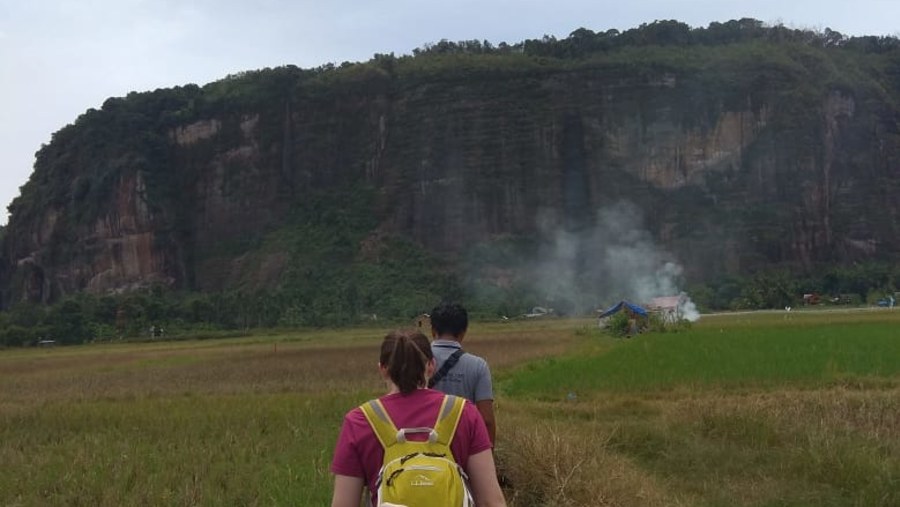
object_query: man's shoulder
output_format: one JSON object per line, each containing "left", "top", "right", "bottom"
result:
{"left": 459, "top": 351, "right": 488, "bottom": 370}
{"left": 462, "top": 350, "right": 486, "bottom": 361}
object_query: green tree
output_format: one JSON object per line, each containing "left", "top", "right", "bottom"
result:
{"left": 742, "top": 270, "right": 797, "bottom": 309}
{"left": 46, "top": 299, "right": 91, "bottom": 344}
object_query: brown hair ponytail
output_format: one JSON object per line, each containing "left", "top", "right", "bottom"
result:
{"left": 380, "top": 330, "right": 433, "bottom": 394}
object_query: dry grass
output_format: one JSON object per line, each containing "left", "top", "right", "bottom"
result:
{"left": 2, "top": 314, "right": 898, "bottom": 506}
{"left": 0, "top": 320, "right": 578, "bottom": 413}
{"left": 495, "top": 385, "right": 900, "bottom": 506}
{"left": 0, "top": 320, "right": 581, "bottom": 506}
{"left": 498, "top": 404, "right": 685, "bottom": 507}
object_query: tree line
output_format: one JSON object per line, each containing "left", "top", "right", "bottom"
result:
{"left": 0, "top": 261, "right": 896, "bottom": 348}
{"left": 408, "top": 18, "right": 900, "bottom": 59}
{"left": 688, "top": 262, "right": 899, "bottom": 311}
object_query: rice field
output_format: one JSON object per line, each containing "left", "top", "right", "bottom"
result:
{"left": 1, "top": 309, "right": 898, "bottom": 506}
{"left": 504, "top": 310, "right": 900, "bottom": 396}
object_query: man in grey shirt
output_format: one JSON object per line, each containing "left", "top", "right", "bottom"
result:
{"left": 428, "top": 302, "right": 496, "bottom": 445}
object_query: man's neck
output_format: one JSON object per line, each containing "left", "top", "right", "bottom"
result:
{"left": 434, "top": 335, "right": 462, "bottom": 344}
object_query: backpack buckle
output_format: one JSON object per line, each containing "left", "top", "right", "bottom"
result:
{"left": 395, "top": 428, "right": 439, "bottom": 443}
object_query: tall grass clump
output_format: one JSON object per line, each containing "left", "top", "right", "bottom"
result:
{"left": 496, "top": 405, "right": 681, "bottom": 507}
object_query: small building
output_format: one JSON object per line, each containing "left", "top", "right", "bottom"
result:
{"left": 597, "top": 300, "right": 649, "bottom": 335}
{"left": 646, "top": 295, "right": 686, "bottom": 323}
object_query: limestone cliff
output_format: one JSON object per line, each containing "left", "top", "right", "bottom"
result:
{"left": 2, "top": 38, "right": 899, "bottom": 307}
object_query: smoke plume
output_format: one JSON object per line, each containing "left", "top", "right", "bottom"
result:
{"left": 498, "top": 200, "right": 700, "bottom": 319}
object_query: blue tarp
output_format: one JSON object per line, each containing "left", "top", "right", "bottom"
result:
{"left": 598, "top": 300, "right": 648, "bottom": 319}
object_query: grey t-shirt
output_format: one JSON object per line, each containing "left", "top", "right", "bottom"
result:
{"left": 431, "top": 339, "right": 494, "bottom": 402}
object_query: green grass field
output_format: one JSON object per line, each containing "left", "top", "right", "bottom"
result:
{"left": 504, "top": 311, "right": 900, "bottom": 396}
{"left": 1, "top": 310, "right": 898, "bottom": 506}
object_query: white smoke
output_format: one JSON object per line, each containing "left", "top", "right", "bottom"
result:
{"left": 528, "top": 200, "right": 701, "bottom": 318}
{"left": 679, "top": 295, "right": 701, "bottom": 322}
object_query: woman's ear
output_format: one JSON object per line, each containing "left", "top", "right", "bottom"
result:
{"left": 425, "top": 357, "right": 436, "bottom": 379}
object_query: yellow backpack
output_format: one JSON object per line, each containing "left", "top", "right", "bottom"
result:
{"left": 359, "top": 394, "right": 475, "bottom": 507}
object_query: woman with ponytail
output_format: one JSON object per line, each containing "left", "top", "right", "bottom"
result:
{"left": 331, "top": 329, "right": 506, "bottom": 507}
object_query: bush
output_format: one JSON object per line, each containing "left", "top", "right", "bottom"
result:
{"left": 605, "top": 313, "right": 632, "bottom": 338}
{"left": 0, "top": 325, "right": 31, "bottom": 347}
{"left": 646, "top": 314, "right": 694, "bottom": 334}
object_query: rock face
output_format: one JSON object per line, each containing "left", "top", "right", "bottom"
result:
{"left": 3, "top": 170, "right": 180, "bottom": 304}
{"left": 83, "top": 171, "right": 176, "bottom": 293}
{"left": 1, "top": 55, "right": 898, "bottom": 307}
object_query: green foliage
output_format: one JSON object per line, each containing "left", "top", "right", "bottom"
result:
{"left": 0, "top": 302, "right": 51, "bottom": 346}
{"left": 687, "top": 262, "right": 899, "bottom": 311}
{"left": 45, "top": 299, "right": 91, "bottom": 345}
{"left": 603, "top": 312, "right": 691, "bottom": 338}
{"left": 0, "top": 325, "right": 34, "bottom": 347}
{"left": 409, "top": 19, "right": 898, "bottom": 61}
{"left": 6, "top": 301, "right": 45, "bottom": 328}
{"left": 741, "top": 270, "right": 799, "bottom": 309}
{"left": 202, "top": 65, "right": 307, "bottom": 113}
{"left": 605, "top": 312, "right": 632, "bottom": 337}
{"left": 260, "top": 184, "right": 454, "bottom": 326}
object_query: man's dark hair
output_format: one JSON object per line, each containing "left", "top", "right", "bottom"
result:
{"left": 430, "top": 302, "right": 468, "bottom": 337}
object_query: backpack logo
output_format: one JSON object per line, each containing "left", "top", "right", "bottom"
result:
{"left": 410, "top": 474, "right": 435, "bottom": 487}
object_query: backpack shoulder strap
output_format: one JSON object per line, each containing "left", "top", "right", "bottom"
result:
{"left": 428, "top": 348, "right": 465, "bottom": 388}
{"left": 432, "top": 394, "right": 466, "bottom": 448}
{"left": 359, "top": 399, "right": 398, "bottom": 450}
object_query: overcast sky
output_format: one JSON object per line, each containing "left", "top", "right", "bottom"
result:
{"left": 1, "top": 0, "right": 898, "bottom": 226}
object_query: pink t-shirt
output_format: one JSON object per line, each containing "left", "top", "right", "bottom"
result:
{"left": 331, "top": 388, "right": 492, "bottom": 502}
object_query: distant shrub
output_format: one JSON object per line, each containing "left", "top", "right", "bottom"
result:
{"left": 647, "top": 313, "right": 667, "bottom": 333}
{"left": 605, "top": 313, "right": 631, "bottom": 338}
{"left": 0, "top": 325, "right": 31, "bottom": 347}
{"left": 669, "top": 318, "right": 693, "bottom": 333}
